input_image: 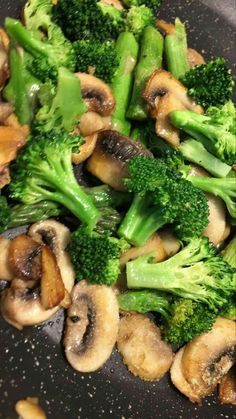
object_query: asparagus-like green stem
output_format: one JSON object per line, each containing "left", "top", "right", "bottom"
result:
{"left": 165, "top": 18, "right": 189, "bottom": 79}
{"left": 221, "top": 235, "right": 236, "bottom": 269}
{"left": 111, "top": 32, "right": 139, "bottom": 135}
{"left": 8, "top": 201, "right": 63, "bottom": 228}
{"left": 179, "top": 138, "right": 231, "bottom": 178}
{"left": 127, "top": 26, "right": 163, "bottom": 120}
{"left": 84, "top": 185, "right": 132, "bottom": 208}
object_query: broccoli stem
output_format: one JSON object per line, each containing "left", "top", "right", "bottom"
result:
{"left": 3, "top": 47, "right": 40, "bottom": 124}
{"left": 222, "top": 235, "right": 236, "bottom": 269}
{"left": 8, "top": 201, "right": 63, "bottom": 228}
{"left": 111, "top": 32, "right": 139, "bottom": 135}
{"left": 179, "top": 138, "right": 232, "bottom": 178}
{"left": 126, "top": 26, "right": 163, "bottom": 120}
{"left": 165, "top": 18, "right": 189, "bottom": 79}
{"left": 118, "top": 290, "right": 171, "bottom": 317}
{"left": 117, "top": 194, "right": 166, "bottom": 246}
{"left": 84, "top": 185, "right": 131, "bottom": 208}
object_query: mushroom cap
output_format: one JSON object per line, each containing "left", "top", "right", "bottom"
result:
{"left": 64, "top": 281, "right": 119, "bottom": 372}
{"left": 75, "top": 73, "right": 115, "bottom": 117}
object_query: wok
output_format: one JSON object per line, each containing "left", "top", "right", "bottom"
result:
{"left": 0, "top": 1, "right": 235, "bottom": 418}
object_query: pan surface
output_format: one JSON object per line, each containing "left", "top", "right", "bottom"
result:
{"left": 0, "top": 1, "right": 235, "bottom": 418}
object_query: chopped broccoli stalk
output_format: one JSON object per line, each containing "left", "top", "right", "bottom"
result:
{"left": 118, "top": 156, "right": 209, "bottom": 246}
{"left": 0, "top": 195, "right": 10, "bottom": 234}
{"left": 111, "top": 32, "right": 139, "bottom": 135}
{"left": 73, "top": 40, "right": 119, "bottom": 84}
{"left": 9, "top": 130, "right": 100, "bottom": 230}
{"left": 122, "top": 0, "right": 162, "bottom": 15}
{"left": 165, "top": 18, "right": 189, "bottom": 79}
{"left": 84, "top": 185, "right": 132, "bottom": 208}
{"left": 52, "top": 0, "right": 125, "bottom": 42}
{"left": 118, "top": 290, "right": 217, "bottom": 344}
{"left": 126, "top": 236, "right": 234, "bottom": 311}
{"left": 35, "top": 67, "right": 87, "bottom": 132}
{"left": 68, "top": 227, "right": 128, "bottom": 285}
{"left": 8, "top": 201, "right": 63, "bottom": 228}
{"left": 5, "top": 17, "right": 75, "bottom": 82}
{"left": 127, "top": 26, "right": 163, "bottom": 120}
{"left": 179, "top": 138, "right": 232, "bottom": 178}
{"left": 170, "top": 102, "right": 236, "bottom": 166}
{"left": 126, "top": 6, "right": 155, "bottom": 40}
{"left": 3, "top": 47, "right": 40, "bottom": 124}
{"left": 222, "top": 235, "right": 236, "bottom": 269}
{"left": 181, "top": 58, "right": 235, "bottom": 108}
{"left": 94, "top": 207, "right": 122, "bottom": 236}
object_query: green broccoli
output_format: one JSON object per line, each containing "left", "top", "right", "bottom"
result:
{"left": 94, "top": 207, "right": 122, "bottom": 236}
{"left": 52, "top": 0, "right": 126, "bottom": 42}
{"left": 122, "top": 0, "right": 162, "bottom": 15}
{"left": 221, "top": 236, "right": 236, "bottom": 320}
{"left": 118, "top": 290, "right": 217, "bottom": 344}
{"left": 126, "top": 5, "right": 155, "bottom": 40}
{"left": 126, "top": 236, "right": 234, "bottom": 311}
{"left": 68, "top": 227, "right": 129, "bottom": 285}
{"left": 170, "top": 101, "right": 236, "bottom": 166}
{"left": 3, "top": 47, "right": 40, "bottom": 125}
{"left": 9, "top": 130, "right": 100, "bottom": 230}
{"left": 34, "top": 67, "right": 87, "bottom": 132}
{"left": 117, "top": 156, "right": 209, "bottom": 246}
{"left": 5, "top": 17, "right": 76, "bottom": 82}
{"left": 73, "top": 40, "right": 119, "bottom": 83}
{"left": 0, "top": 195, "right": 10, "bottom": 234}
{"left": 181, "top": 58, "right": 235, "bottom": 108}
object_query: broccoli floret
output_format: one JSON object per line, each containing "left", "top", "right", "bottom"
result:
{"left": 118, "top": 290, "right": 217, "bottom": 343}
{"left": 170, "top": 101, "right": 236, "bottom": 166}
{"left": 122, "top": 0, "right": 162, "bottom": 15}
{"left": 181, "top": 58, "right": 235, "bottom": 108}
{"left": 126, "top": 236, "right": 234, "bottom": 311}
{"left": 5, "top": 17, "right": 75, "bottom": 82}
{"left": 117, "top": 156, "right": 209, "bottom": 246}
{"left": 34, "top": 67, "right": 87, "bottom": 132}
{"left": 0, "top": 195, "right": 10, "bottom": 233}
{"left": 221, "top": 236, "right": 236, "bottom": 320}
{"left": 126, "top": 5, "right": 155, "bottom": 39}
{"left": 3, "top": 47, "right": 40, "bottom": 125}
{"left": 73, "top": 40, "right": 119, "bottom": 83}
{"left": 53, "top": 0, "right": 125, "bottom": 42}
{"left": 68, "top": 227, "right": 128, "bottom": 285}
{"left": 9, "top": 130, "right": 100, "bottom": 230}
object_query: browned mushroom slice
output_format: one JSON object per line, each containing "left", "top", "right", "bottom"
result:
{"left": 87, "top": 130, "right": 152, "bottom": 191}
{"left": 0, "top": 28, "right": 9, "bottom": 51}
{"left": 0, "top": 164, "right": 10, "bottom": 188}
{"left": 181, "top": 318, "right": 236, "bottom": 398}
{"left": 40, "top": 245, "right": 65, "bottom": 310}
{"left": 75, "top": 72, "right": 115, "bottom": 116}
{"left": 0, "top": 102, "right": 14, "bottom": 123}
{"left": 9, "top": 235, "right": 42, "bottom": 281}
{"left": 78, "top": 111, "right": 105, "bottom": 136}
{"left": 72, "top": 134, "right": 97, "bottom": 165}
{"left": 156, "top": 19, "right": 175, "bottom": 35}
{"left": 117, "top": 313, "right": 174, "bottom": 381}
{"left": 218, "top": 366, "right": 236, "bottom": 405}
{"left": 187, "top": 48, "right": 205, "bottom": 68}
{"left": 15, "top": 397, "right": 47, "bottom": 419}
{"left": 0, "top": 126, "right": 27, "bottom": 166}
{"left": 0, "top": 237, "right": 14, "bottom": 281}
{"left": 120, "top": 233, "right": 167, "bottom": 269}
{"left": 64, "top": 281, "right": 119, "bottom": 372}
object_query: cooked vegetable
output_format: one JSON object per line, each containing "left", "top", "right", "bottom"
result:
{"left": 8, "top": 234, "right": 41, "bottom": 280}
{"left": 218, "top": 366, "right": 236, "bottom": 405}
{"left": 221, "top": 235, "right": 236, "bottom": 321}
{"left": 126, "top": 236, "right": 234, "bottom": 311}
{"left": 0, "top": 237, "right": 14, "bottom": 281}
{"left": 9, "top": 130, "right": 100, "bottom": 230}
{"left": 181, "top": 58, "right": 235, "bottom": 108}
{"left": 170, "top": 101, "right": 236, "bottom": 165}
{"left": 164, "top": 18, "right": 189, "bottom": 79}
{"left": 118, "top": 156, "right": 209, "bottom": 246}
{"left": 126, "top": 5, "right": 155, "bottom": 40}
{"left": 111, "top": 32, "right": 139, "bottom": 135}
{"left": 122, "top": 0, "right": 162, "bottom": 14}
{"left": 94, "top": 206, "right": 122, "bottom": 236}
{"left": 64, "top": 281, "right": 119, "bottom": 372}
{"left": 0, "top": 195, "right": 10, "bottom": 233}
{"left": 126, "top": 26, "right": 163, "bottom": 120}
{"left": 68, "top": 227, "right": 129, "bottom": 285}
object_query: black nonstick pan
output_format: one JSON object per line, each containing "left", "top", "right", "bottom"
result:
{"left": 0, "top": 1, "right": 235, "bottom": 418}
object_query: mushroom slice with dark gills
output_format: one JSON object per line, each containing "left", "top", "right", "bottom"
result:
{"left": 218, "top": 366, "right": 236, "bottom": 405}
{"left": 171, "top": 318, "right": 236, "bottom": 403}
{"left": 117, "top": 313, "right": 174, "bottom": 381}
{"left": 64, "top": 281, "right": 119, "bottom": 373}
{"left": 75, "top": 73, "right": 115, "bottom": 117}
{"left": 87, "top": 130, "right": 153, "bottom": 191}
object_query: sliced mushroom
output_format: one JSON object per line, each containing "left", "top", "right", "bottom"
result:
{"left": 28, "top": 220, "right": 75, "bottom": 293}
{"left": 0, "top": 237, "right": 14, "bottom": 281}
{"left": 78, "top": 112, "right": 105, "bottom": 137}
{"left": 8, "top": 235, "right": 41, "bottom": 281}
{"left": 0, "top": 164, "right": 10, "bottom": 188}
{"left": 187, "top": 48, "right": 205, "bottom": 68}
{"left": 158, "top": 229, "right": 181, "bottom": 257}
{"left": 87, "top": 130, "right": 152, "bottom": 191}
{"left": 171, "top": 318, "right": 236, "bottom": 403}
{"left": 0, "top": 126, "right": 27, "bottom": 166}
{"left": 15, "top": 397, "right": 47, "bottom": 419}
{"left": 0, "top": 102, "right": 14, "bottom": 123}
{"left": 101, "top": 0, "right": 124, "bottom": 9}
{"left": 117, "top": 313, "right": 174, "bottom": 381}
{"left": 0, "top": 28, "right": 9, "bottom": 51}
{"left": 72, "top": 133, "right": 97, "bottom": 165}
{"left": 120, "top": 233, "right": 167, "bottom": 269}
{"left": 4, "top": 113, "right": 30, "bottom": 135}
{"left": 64, "top": 280, "right": 119, "bottom": 372}
{"left": 143, "top": 70, "right": 203, "bottom": 145}
{"left": 156, "top": 19, "right": 175, "bottom": 35}
{"left": 75, "top": 73, "right": 115, "bottom": 117}
{"left": 218, "top": 366, "right": 236, "bottom": 405}
{"left": 0, "top": 36, "right": 8, "bottom": 89}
